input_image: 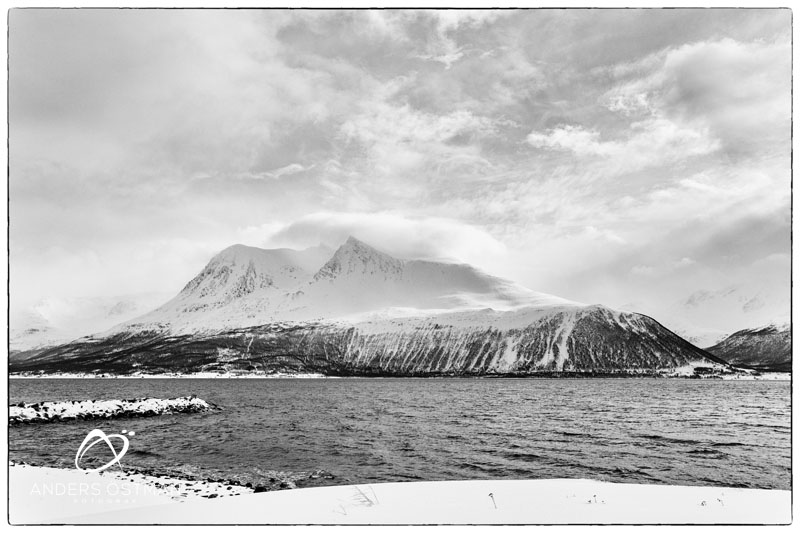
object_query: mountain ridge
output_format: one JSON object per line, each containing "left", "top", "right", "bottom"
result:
{"left": 118, "top": 236, "right": 577, "bottom": 333}
{"left": 707, "top": 323, "right": 791, "bottom": 372}
{"left": 10, "top": 236, "right": 734, "bottom": 377}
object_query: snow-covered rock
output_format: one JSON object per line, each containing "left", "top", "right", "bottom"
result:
{"left": 9, "top": 396, "right": 215, "bottom": 424}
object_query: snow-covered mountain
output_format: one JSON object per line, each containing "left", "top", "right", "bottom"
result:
{"left": 707, "top": 323, "right": 791, "bottom": 372}
{"left": 641, "top": 284, "right": 790, "bottom": 348}
{"left": 665, "top": 327, "right": 730, "bottom": 351}
{"left": 9, "top": 310, "right": 68, "bottom": 353}
{"left": 10, "top": 293, "right": 171, "bottom": 353}
{"left": 11, "top": 237, "right": 730, "bottom": 377}
{"left": 121, "top": 237, "right": 569, "bottom": 332}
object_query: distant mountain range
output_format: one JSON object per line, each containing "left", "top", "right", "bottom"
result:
{"left": 10, "top": 293, "right": 171, "bottom": 352}
{"left": 619, "top": 284, "right": 789, "bottom": 350}
{"left": 707, "top": 323, "right": 791, "bottom": 372}
{"left": 10, "top": 237, "right": 733, "bottom": 377}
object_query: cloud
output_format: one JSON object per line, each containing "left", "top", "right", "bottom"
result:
{"left": 337, "top": 91, "right": 501, "bottom": 184}
{"left": 10, "top": 10, "right": 352, "bottom": 177}
{"left": 583, "top": 226, "right": 627, "bottom": 245}
{"left": 527, "top": 126, "right": 614, "bottom": 157}
{"left": 341, "top": 103, "right": 495, "bottom": 146}
{"left": 371, "top": 10, "right": 511, "bottom": 69}
{"left": 428, "top": 10, "right": 510, "bottom": 32}
{"left": 11, "top": 237, "right": 225, "bottom": 312}
{"left": 264, "top": 163, "right": 312, "bottom": 179}
{"left": 252, "top": 211, "right": 508, "bottom": 273}
{"left": 631, "top": 265, "right": 656, "bottom": 277}
{"left": 630, "top": 257, "right": 695, "bottom": 278}
{"left": 526, "top": 117, "right": 719, "bottom": 173}
{"left": 602, "top": 38, "right": 791, "bottom": 158}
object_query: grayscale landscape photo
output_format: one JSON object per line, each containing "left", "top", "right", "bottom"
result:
{"left": 8, "top": 8, "right": 792, "bottom": 525}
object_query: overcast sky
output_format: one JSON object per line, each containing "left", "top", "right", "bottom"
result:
{"left": 9, "top": 9, "right": 791, "bottom": 332}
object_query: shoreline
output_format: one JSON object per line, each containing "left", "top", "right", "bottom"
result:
{"left": 9, "top": 463, "right": 791, "bottom": 525}
{"left": 9, "top": 372, "right": 332, "bottom": 379}
{"left": 9, "top": 371, "right": 791, "bottom": 380}
{"left": 9, "top": 459, "right": 338, "bottom": 498}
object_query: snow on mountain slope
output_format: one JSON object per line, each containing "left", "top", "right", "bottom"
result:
{"left": 122, "top": 237, "right": 574, "bottom": 332}
{"left": 320, "top": 305, "right": 724, "bottom": 374}
{"left": 299, "top": 237, "right": 573, "bottom": 319}
{"left": 115, "top": 243, "right": 331, "bottom": 330}
{"left": 707, "top": 323, "right": 791, "bottom": 372}
{"left": 9, "top": 310, "right": 70, "bottom": 353}
{"left": 312, "top": 304, "right": 718, "bottom": 373}
{"left": 13, "top": 303, "right": 728, "bottom": 376}
{"left": 167, "top": 243, "right": 332, "bottom": 307}
{"left": 10, "top": 293, "right": 171, "bottom": 352}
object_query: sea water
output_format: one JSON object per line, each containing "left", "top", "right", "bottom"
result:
{"left": 9, "top": 378, "right": 791, "bottom": 490}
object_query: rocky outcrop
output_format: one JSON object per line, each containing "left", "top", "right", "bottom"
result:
{"left": 9, "top": 396, "right": 215, "bottom": 424}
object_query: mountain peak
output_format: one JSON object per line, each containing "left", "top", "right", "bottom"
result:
{"left": 331, "top": 236, "right": 393, "bottom": 260}
{"left": 173, "top": 243, "right": 333, "bottom": 306}
{"left": 340, "top": 235, "right": 376, "bottom": 252}
{"left": 315, "top": 236, "right": 403, "bottom": 281}
{"left": 211, "top": 244, "right": 262, "bottom": 264}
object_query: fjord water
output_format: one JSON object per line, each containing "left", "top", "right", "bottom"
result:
{"left": 9, "top": 378, "right": 790, "bottom": 490}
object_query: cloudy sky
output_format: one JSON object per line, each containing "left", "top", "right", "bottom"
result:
{"left": 9, "top": 8, "right": 791, "bottom": 335}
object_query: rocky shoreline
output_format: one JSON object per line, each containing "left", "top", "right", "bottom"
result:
{"left": 9, "top": 459, "right": 340, "bottom": 501}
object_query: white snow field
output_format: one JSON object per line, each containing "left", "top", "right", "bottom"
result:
{"left": 9, "top": 465, "right": 790, "bottom": 525}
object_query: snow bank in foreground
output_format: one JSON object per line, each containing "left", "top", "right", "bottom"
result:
{"left": 9, "top": 396, "right": 215, "bottom": 424}
{"left": 8, "top": 466, "right": 791, "bottom": 525}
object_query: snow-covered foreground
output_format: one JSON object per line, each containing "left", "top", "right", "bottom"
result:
{"left": 9, "top": 396, "right": 214, "bottom": 424}
{"left": 9, "top": 465, "right": 790, "bottom": 524}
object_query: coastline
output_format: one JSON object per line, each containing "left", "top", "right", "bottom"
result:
{"left": 8, "top": 372, "right": 332, "bottom": 379}
{"left": 8, "top": 371, "right": 791, "bottom": 380}
{"left": 9, "top": 463, "right": 791, "bottom": 525}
